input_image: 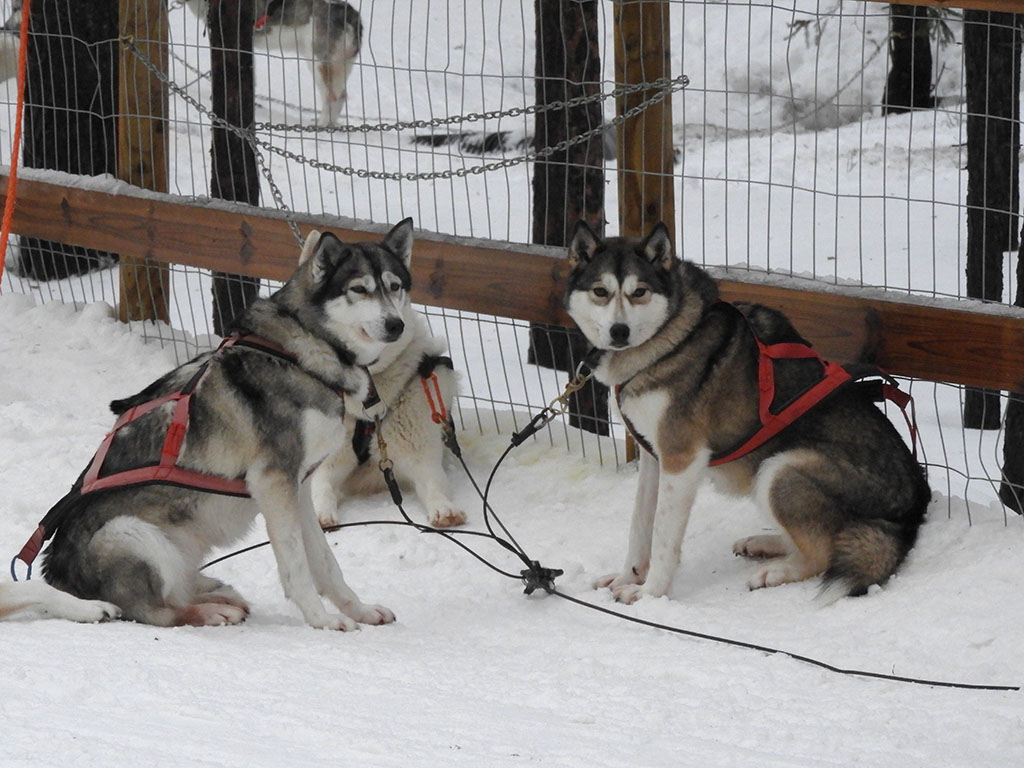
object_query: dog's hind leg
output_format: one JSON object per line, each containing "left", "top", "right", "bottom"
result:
{"left": 745, "top": 452, "right": 836, "bottom": 590}
{"left": 89, "top": 517, "right": 245, "bottom": 626}
{"left": 194, "top": 574, "right": 250, "bottom": 616}
{"left": 733, "top": 534, "right": 791, "bottom": 559}
{"left": 315, "top": 58, "right": 352, "bottom": 126}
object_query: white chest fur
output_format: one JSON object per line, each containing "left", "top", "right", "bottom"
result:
{"left": 617, "top": 388, "right": 669, "bottom": 453}
{"left": 300, "top": 408, "right": 347, "bottom": 478}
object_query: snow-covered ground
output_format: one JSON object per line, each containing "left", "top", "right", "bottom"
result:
{"left": 1, "top": 285, "right": 1023, "bottom": 767}
{"left": 1, "top": 0, "right": 1023, "bottom": 765}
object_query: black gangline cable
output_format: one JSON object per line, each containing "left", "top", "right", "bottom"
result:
{"left": 201, "top": 421, "right": 1020, "bottom": 693}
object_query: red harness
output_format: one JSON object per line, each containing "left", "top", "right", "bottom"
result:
{"left": 10, "top": 333, "right": 331, "bottom": 579}
{"left": 616, "top": 303, "right": 918, "bottom": 466}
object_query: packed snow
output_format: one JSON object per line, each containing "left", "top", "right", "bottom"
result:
{"left": 2, "top": 0, "right": 1023, "bottom": 765}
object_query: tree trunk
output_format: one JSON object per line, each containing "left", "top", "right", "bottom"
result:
{"left": 963, "top": 11, "right": 1020, "bottom": 429}
{"left": 529, "top": 0, "right": 608, "bottom": 435}
{"left": 882, "top": 5, "right": 935, "bottom": 114}
{"left": 1002, "top": 14, "right": 1024, "bottom": 512}
{"left": 16, "top": 0, "right": 118, "bottom": 281}
{"left": 208, "top": 0, "right": 261, "bottom": 337}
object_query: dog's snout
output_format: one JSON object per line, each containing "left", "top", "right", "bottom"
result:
{"left": 609, "top": 323, "right": 630, "bottom": 347}
{"left": 384, "top": 316, "right": 405, "bottom": 341}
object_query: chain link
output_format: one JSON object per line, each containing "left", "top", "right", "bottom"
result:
{"left": 123, "top": 36, "right": 688, "bottom": 238}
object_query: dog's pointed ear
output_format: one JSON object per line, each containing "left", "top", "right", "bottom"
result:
{"left": 568, "top": 220, "right": 600, "bottom": 270}
{"left": 298, "top": 229, "right": 322, "bottom": 265}
{"left": 642, "top": 222, "right": 675, "bottom": 271}
{"left": 382, "top": 217, "right": 414, "bottom": 268}
{"left": 310, "top": 232, "right": 346, "bottom": 285}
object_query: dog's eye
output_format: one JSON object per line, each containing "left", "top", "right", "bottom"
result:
{"left": 349, "top": 285, "right": 368, "bottom": 295}
{"left": 592, "top": 286, "right": 609, "bottom": 298}
{"left": 631, "top": 287, "right": 648, "bottom": 299}
{"left": 388, "top": 282, "right": 402, "bottom": 293}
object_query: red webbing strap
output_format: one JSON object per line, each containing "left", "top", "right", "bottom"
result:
{"left": 80, "top": 388, "right": 250, "bottom": 497}
{"left": 882, "top": 382, "right": 918, "bottom": 459}
{"left": 11, "top": 524, "right": 45, "bottom": 580}
{"left": 10, "top": 335, "right": 296, "bottom": 577}
{"left": 709, "top": 344, "right": 853, "bottom": 466}
{"left": 420, "top": 372, "right": 448, "bottom": 424}
{"left": 81, "top": 392, "right": 181, "bottom": 492}
{"left": 80, "top": 335, "right": 259, "bottom": 496}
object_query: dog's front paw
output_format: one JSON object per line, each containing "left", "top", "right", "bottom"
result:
{"left": 593, "top": 567, "right": 646, "bottom": 591}
{"left": 69, "top": 600, "right": 121, "bottom": 623}
{"left": 611, "top": 584, "right": 646, "bottom": 604}
{"left": 355, "top": 603, "right": 396, "bottom": 625}
{"left": 318, "top": 508, "right": 342, "bottom": 529}
{"left": 310, "top": 613, "right": 360, "bottom": 632}
{"left": 428, "top": 505, "right": 466, "bottom": 528}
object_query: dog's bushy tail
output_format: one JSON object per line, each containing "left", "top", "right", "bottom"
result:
{"left": 819, "top": 515, "right": 923, "bottom": 600}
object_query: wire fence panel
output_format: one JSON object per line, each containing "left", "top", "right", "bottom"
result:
{"left": 0, "top": 0, "right": 1021, "bottom": 518}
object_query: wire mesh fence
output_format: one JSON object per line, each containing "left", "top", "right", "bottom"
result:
{"left": 0, "top": 0, "right": 1021, "bottom": 519}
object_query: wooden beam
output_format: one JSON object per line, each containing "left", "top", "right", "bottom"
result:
{"left": 117, "top": 0, "right": 169, "bottom": 323}
{"left": 1, "top": 172, "right": 1023, "bottom": 391}
{"left": 860, "top": 0, "right": 1024, "bottom": 13}
{"left": 614, "top": 0, "right": 675, "bottom": 240}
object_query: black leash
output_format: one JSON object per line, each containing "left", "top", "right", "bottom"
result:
{"left": 199, "top": 365, "right": 1019, "bottom": 693}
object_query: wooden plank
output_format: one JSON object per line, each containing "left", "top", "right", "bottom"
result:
{"left": 117, "top": 0, "right": 169, "bottom": 323}
{"left": 717, "top": 279, "right": 1024, "bottom": 392}
{"left": 2, "top": 173, "right": 1023, "bottom": 391}
{"left": 862, "top": 0, "right": 1024, "bottom": 13}
{"left": 614, "top": 0, "right": 675, "bottom": 240}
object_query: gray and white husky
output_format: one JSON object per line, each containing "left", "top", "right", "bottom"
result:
{"left": 1, "top": 220, "right": 415, "bottom": 628}
{"left": 184, "top": 0, "right": 362, "bottom": 126}
{"left": 296, "top": 230, "right": 465, "bottom": 529}
{"left": 564, "top": 221, "right": 930, "bottom": 604}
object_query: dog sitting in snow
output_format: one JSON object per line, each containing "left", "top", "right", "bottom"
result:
{"left": 299, "top": 230, "right": 466, "bottom": 530}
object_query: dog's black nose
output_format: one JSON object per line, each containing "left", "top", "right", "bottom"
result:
{"left": 384, "top": 317, "right": 405, "bottom": 341}
{"left": 609, "top": 323, "right": 630, "bottom": 347}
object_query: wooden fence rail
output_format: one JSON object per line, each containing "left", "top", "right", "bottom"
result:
{"left": 2, "top": 170, "right": 1023, "bottom": 393}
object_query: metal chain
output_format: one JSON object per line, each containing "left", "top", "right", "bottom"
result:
{"left": 123, "top": 36, "right": 687, "bottom": 229}
{"left": 253, "top": 75, "right": 689, "bottom": 136}
{"left": 164, "top": 37, "right": 688, "bottom": 137}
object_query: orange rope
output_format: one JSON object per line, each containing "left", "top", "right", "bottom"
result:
{"left": 0, "top": 0, "right": 31, "bottom": 288}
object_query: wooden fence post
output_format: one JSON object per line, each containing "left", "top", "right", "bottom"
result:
{"left": 117, "top": 0, "right": 169, "bottom": 323}
{"left": 614, "top": 0, "right": 675, "bottom": 243}
{"left": 615, "top": 0, "right": 674, "bottom": 459}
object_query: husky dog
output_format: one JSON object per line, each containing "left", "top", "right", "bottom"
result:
{"left": 564, "top": 221, "right": 930, "bottom": 604}
{"left": 184, "top": 0, "right": 362, "bottom": 126}
{"left": 1, "top": 221, "right": 415, "bottom": 629}
{"left": 296, "top": 231, "right": 465, "bottom": 530}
